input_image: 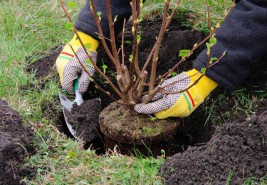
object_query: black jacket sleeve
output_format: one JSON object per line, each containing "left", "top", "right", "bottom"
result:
{"left": 75, "top": 0, "right": 132, "bottom": 39}
{"left": 193, "top": 0, "right": 267, "bottom": 90}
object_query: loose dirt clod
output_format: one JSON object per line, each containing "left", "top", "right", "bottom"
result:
{"left": 160, "top": 110, "right": 267, "bottom": 184}
{"left": 66, "top": 98, "right": 101, "bottom": 143}
{"left": 0, "top": 100, "right": 34, "bottom": 185}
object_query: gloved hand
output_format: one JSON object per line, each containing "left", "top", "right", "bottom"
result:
{"left": 56, "top": 31, "right": 99, "bottom": 94}
{"left": 134, "top": 69, "right": 218, "bottom": 119}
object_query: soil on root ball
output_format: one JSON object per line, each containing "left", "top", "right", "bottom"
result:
{"left": 160, "top": 108, "right": 267, "bottom": 185}
{"left": 0, "top": 100, "right": 35, "bottom": 185}
{"left": 100, "top": 102, "right": 179, "bottom": 156}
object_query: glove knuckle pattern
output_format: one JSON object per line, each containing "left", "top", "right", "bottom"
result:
{"left": 63, "top": 47, "right": 97, "bottom": 94}
{"left": 135, "top": 72, "right": 191, "bottom": 114}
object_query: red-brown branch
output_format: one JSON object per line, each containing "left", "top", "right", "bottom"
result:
{"left": 106, "top": 0, "right": 122, "bottom": 76}
{"left": 68, "top": 44, "right": 118, "bottom": 102}
{"left": 90, "top": 0, "right": 115, "bottom": 65}
{"left": 59, "top": 0, "right": 126, "bottom": 102}
{"left": 149, "top": 0, "right": 170, "bottom": 92}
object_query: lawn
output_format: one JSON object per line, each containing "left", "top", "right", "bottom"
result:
{"left": 2, "top": 0, "right": 260, "bottom": 184}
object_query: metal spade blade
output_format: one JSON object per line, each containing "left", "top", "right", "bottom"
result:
{"left": 59, "top": 78, "right": 83, "bottom": 139}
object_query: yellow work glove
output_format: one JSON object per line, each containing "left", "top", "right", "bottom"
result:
{"left": 134, "top": 69, "right": 218, "bottom": 119}
{"left": 56, "top": 31, "right": 99, "bottom": 94}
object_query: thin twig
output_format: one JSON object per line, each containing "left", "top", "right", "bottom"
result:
{"left": 149, "top": 0, "right": 170, "bottom": 92}
{"left": 141, "top": 0, "right": 181, "bottom": 73}
{"left": 59, "top": 0, "right": 126, "bottom": 102}
{"left": 121, "top": 19, "right": 127, "bottom": 65}
{"left": 143, "top": 2, "right": 235, "bottom": 104}
{"left": 68, "top": 44, "right": 118, "bottom": 102}
{"left": 106, "top": 0, "right": 122, "bottom": 76}
{"left": 131, "top": 0, "right": 141, "bottom": 78}
{"left": 90, "top": 0, "right": 115, "bottom": 64}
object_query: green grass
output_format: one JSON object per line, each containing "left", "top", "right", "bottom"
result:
{"left": 1, "top": 0, "right": 264, "bottom": 184}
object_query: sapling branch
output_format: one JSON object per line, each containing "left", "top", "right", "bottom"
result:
{"left": 121, "top": 19, "right": 127, "bottom": 66}
{"left": 137, "top": 70, "right": 148, "bottom": 98}
{"left": 141, "top": 0, "right": 180, "bottom": 74}
{"left": 205, "top": 0, "right": 214, "bottom": 71}
{"left": 142, "top": 1, "right": 234, "bottom": 104}
{"left": 60, "top": 0, "right": 126, "bottom": 102}
{"left": 106, "top": 0, "right": 122, "bottom": 77}
{"left": 90, "top": 0, "right": 115, "bottom": 65}
{"left": 68, "top": 44, "right": 118, "bottom": 102}
{"left": 148, "top": 0, "right": 170, "bottom": 92}
{"left": 158, "top": 2, "right": 234, "bottom": 82}
{"left": 131, "top": 0, "right": 141, "bottom": 78}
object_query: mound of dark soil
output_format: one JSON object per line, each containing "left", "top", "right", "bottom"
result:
{"left": 160, "top": 110, "right": 267, "bottom": 184}
{"left": 66, "top": 98, "right": 101, "bottom": 143}
{"left": 0, "top": 100, "right": 34, "bottom": 185}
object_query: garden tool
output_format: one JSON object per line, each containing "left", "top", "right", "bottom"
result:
{"left": 59, "top": 78, "right": 83, "bottom": 138}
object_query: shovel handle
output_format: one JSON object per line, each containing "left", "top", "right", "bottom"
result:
{"left": 74, "top": 78, "right": 83, "bottom": 106}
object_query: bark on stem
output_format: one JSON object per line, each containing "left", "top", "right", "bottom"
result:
{"left": 59, "top": 0, "right": 126, "bottom": 102}
{"left": 69, "top": 44, "right": 118, "bottom": 102}
{"left": 131, "top": 0, "right": 141, "bottom": 78}
{"left": 148, "top": 0, "right": 170, "bottom": 92}
{"left": 90, "top": 0, "right": 115, "bottom": 65}
{"left": 106, "top": 0, "right": 122, "bottom": 77}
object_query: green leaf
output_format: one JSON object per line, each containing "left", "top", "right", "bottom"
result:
{"left": 206, "top": 43, "right": 211, "bottom": 55}
{"left": 208, "top": 0, "right": 213, "bottom": 5}
{"left": 179, "top": 49, "right": 190, "bottom": 58}
{"left": 114, "top": 15, "right": 118, "bottom": 22}
{"left": 137, "top": 34, "right": 141, "bottom": 44}
{"left": 67, "top": 2, "right": 76, "bottom": 8}
{"left": 65, "top": 22, "right": 73, "bottom": 31}
{"left": 209, "top": 37, "right": 217, "bottom": 45}
{"left": 86, "top": 58, "right": 93, "bottom": 66}
{"left": 97, "top": 11, "right": 102, "bottom": 21}
{"left": 201, "top": 68, "right": 207, "bottom": 74}
{"left": 129, "top": 54, "right": 133, "bottom": 62}
{"left": 210, "top": 57, "right": 218, "bottom": 64}
{"left": 171, "top": 72, "right": 178, "bottom": 77}
{"left": 85, "top": 43, "right": 92, "bottom": 50}
{"left": 102, "top": 64, "right": 108, "bottom": 74}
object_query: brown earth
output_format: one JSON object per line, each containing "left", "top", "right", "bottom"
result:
{"left": 0, "top": 100, "right": 35, "bottom": 185}
{"left": 66, "top": 98, "right": 101, "bottom": 143}
{"left": 160, "top": 106, "right": 267, "bottom": 184}
{"left": 26, "top": 46, "right": 62, "bottom": 79}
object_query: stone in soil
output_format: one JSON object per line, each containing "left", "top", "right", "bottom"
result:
{"left": 0, "top": 100, "right": 34, "bottom": 185}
